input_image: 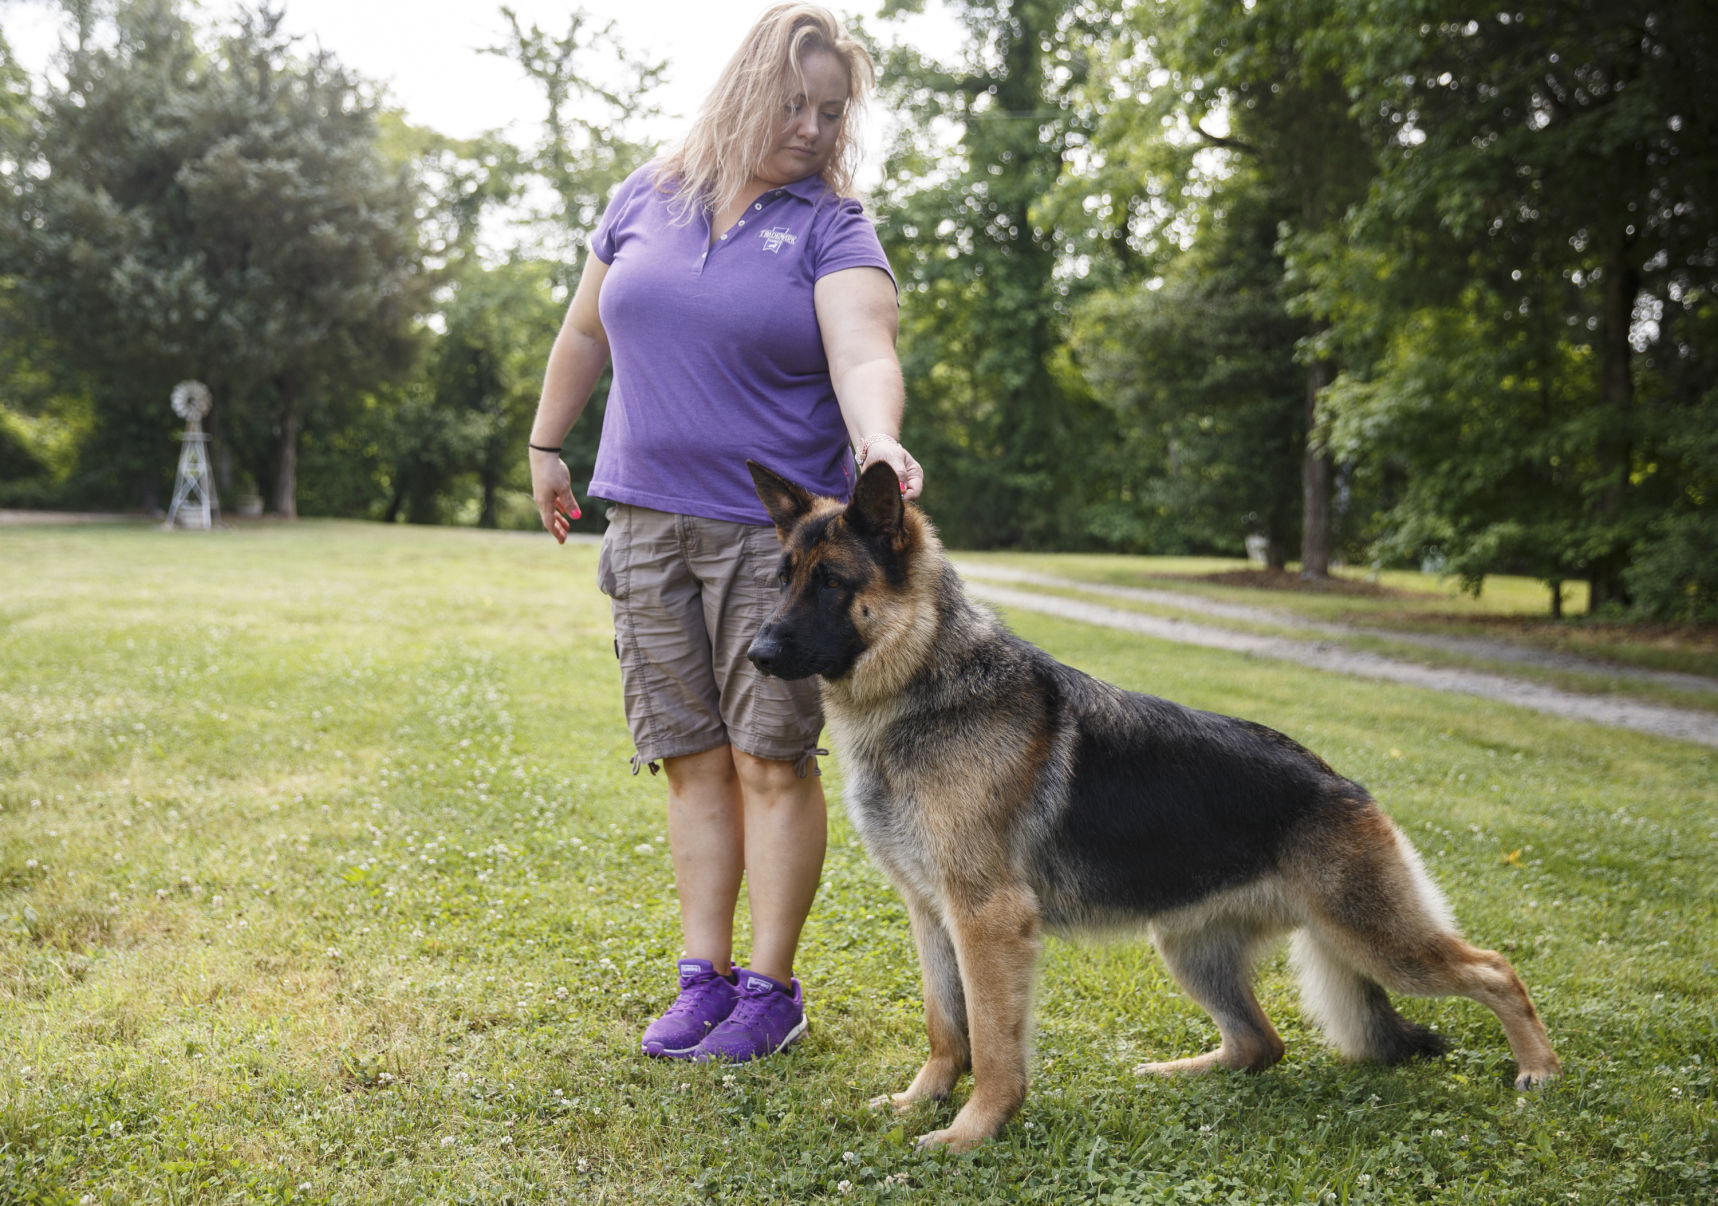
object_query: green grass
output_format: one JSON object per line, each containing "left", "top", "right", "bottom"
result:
{"left": 2, "top": 521, "right": 1714, "bottom": 1204}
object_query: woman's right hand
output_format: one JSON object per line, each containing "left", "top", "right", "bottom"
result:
{"left": 529, "top": 448, "right": 581, "bottom": 544}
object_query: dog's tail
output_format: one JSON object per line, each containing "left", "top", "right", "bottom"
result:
{"left": 1290, "top": 930, "right": 1449, "bottom": 1064}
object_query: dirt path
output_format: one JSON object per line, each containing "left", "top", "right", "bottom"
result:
{"left": 955, "top": 564, "right": 1718, "bottom": 750}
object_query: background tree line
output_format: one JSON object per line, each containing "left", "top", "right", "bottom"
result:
{"left": 2, "top": 0, "right": 1713, "bottom": 620}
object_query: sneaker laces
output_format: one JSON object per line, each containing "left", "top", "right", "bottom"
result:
{"left": 724, "top": 987, "right": 782, "bottom": 1030}
{"left": 661, "top": 975, "right": 729, "bottom": 1021}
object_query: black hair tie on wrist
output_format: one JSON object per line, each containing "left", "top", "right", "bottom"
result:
{"left": 529, "top": 443, "right": 561, "bottom": 453}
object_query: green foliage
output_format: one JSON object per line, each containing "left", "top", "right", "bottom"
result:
{"left": 482, "top": 5, "right": 664, "bottom": 291}
{"left": 875, "top": 0, "right": 1125, "bottom": 550}
{"left": 0, "top": 0, "right": 427, "bottom": 516}
{"left": 383, "top": 261, "right": 566, "bottom": 528}
{"left": 1073, "top": 167, "right": 1306, "bottom": 561}
{"left": 4, "top": 1, "right": 1715, "bottom": 630}
{"left": 1308, "top": 2, "right": 1718, "bottom": 614}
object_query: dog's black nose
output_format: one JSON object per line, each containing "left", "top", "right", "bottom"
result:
{"left": 747, "top": 630, "right": 782, "bottom": 677}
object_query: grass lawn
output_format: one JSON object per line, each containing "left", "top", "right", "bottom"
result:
{"left": 2, "top": 520, "right": 1714, "bottom": 1204}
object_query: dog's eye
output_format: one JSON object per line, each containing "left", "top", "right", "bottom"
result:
{"left": 818, "top": 570, "right": 843, "bottom": 594}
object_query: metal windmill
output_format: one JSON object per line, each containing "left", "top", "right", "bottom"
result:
{"left": 163, "top": 381, "right": 220, "bottom": 530}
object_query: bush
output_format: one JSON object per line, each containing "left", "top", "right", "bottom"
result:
{"left": 1626, "top": 510, "right": 1718, "bottom": 621}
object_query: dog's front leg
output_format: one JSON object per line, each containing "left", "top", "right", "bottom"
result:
{"left": 915, "top": 885, "right": 1042, "bottom": 1153}
{"left": 872, "top": 891, "right": 970, "bottom": 1113}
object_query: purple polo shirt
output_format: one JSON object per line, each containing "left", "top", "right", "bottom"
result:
{"left": 586, "top": 163, "right": 896, "bottom": 525}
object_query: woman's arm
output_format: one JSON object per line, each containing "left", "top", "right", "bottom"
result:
{"left": 815, "top": 266, "right": 923, "bottom": 500}
{"left": 529, "top": 253, "right": 613, "bottom": 543}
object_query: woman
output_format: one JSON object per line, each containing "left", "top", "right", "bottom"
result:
{"left": 527, "top": 3, "right": 921, "bottom": 1063}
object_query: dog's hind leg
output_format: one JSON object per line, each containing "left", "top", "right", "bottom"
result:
{"left": 1290, "top": 929, "right": 1447, "bottom": 1064}
{"left": 872, "top": 891, "right": 972, "bottom": 1115}
{"left": 1136, "top": 923, "right": 1285, "bottom": 1077}
{"left": 1296, "top": 815, "right": 1561, "bottom": 1090}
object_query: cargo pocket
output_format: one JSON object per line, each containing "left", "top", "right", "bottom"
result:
{"left": 597, "top": 507, "right": 625, "bottom": 663}
{"left": 596, "top": 506, "right": 626, "bottom": 600}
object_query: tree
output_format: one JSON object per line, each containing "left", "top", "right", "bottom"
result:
{"left": 1313, "top": 1, "right": 1718, "bottom": 614}
{"left": 482, "top": 5, "right": 664, "bottom": 291}
{"left": 872, "top": 0, "right": 1133, "bottom": 550}
{"left": 415, "top": 260, "right": 563, "bottom": 528}
{"left": 1099, "top": 0, "right": 1375, "bottom": 577}
{"left": 1073, "top": 166, "right": 1306, "bottom": 564}
{"left": 0, "top": 0, "right": 426, "bottom": 515}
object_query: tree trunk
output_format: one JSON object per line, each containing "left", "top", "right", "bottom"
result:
{"left": 1588, "top": 230, "right": 1638, "bottom": 612}
{"left": 479, "top": 474, "right": 499, "bottom": 529}
{"left": 272, "top": 385, "right": 298, "bottom": 519}
{"left": 1300, "top": 357, "right": 1334, "bottom": 579}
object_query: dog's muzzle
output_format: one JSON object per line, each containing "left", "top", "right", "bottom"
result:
{"left": 747, "top": 627, "right": 785, "bottom": 678}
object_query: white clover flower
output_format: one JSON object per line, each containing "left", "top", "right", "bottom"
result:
{"left": 843, "top": 1151, "right": 858, "bottom": 1165}
{"left": 440, "top": 1135, "right": 455, "bottom": 1147}
{"left": 838, "top": 1181, "right": 853, "bottom": 1194}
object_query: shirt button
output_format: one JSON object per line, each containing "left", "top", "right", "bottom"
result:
{"left": 737, "top": 220, "right": 746, "bottom": 227}
{"left": 753, "top": 202, "right": 763, "bottom": 210}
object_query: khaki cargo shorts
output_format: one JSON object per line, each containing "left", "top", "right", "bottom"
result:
{"left": 596, "top": 504, "right": 825, "bottom": 775}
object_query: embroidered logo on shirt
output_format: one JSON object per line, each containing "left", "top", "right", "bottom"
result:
{"left": 758, "top": 226, "right": 799, "bottom": 253}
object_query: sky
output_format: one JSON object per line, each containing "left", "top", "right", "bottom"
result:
{"left": 5, "top": 0, "right": 963, "bottom": 156}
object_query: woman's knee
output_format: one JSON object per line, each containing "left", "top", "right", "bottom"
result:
{"left": 731, "top": 748, "right": 811, "bottom": 797}
{"left": 663, "top": 744, "right": 738, "bottom": 793}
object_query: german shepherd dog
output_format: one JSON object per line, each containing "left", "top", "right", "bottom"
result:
{"left": 745, "top": 460, "right": 1560, "bottom": 1152}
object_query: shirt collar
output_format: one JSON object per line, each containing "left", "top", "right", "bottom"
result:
{"left": 775, "top": 174, "right": 832, "bottom": 205}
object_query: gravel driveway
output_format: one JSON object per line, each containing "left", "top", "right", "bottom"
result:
{"left": 956, "top": 563, "right": 1718, "bottom": 750}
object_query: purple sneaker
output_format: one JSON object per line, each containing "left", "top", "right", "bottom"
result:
{"left": 693, "top": 969, "right": 806, "bottom": 1062}
{"left": 641, "top": 959, "right": 739, "bottom": 1058}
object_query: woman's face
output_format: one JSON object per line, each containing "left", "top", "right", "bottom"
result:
{"left": 754, "top": 48, "right": 850, "bottom": 188}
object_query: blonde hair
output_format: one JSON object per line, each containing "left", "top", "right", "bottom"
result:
{"left": 656, "top": 4, "right": 874, "bottom": 220}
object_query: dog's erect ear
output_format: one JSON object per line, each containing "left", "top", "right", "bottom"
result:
{"left": 748, "top": 460, "right": 816, "bottom": 532}
{"left": 847, "top": 459, "right": 905, "bottom": 546}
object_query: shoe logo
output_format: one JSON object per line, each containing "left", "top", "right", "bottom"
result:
{"left": 745, "top": 976, "right": 774, "bottom": 994}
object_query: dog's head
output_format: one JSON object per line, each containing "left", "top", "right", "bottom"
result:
{"left": 745, "top": 459, "right": 918, "bottom": 682}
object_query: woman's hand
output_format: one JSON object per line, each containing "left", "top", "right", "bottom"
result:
{"left": 529, "top": 447, "right": 581, "bottom": 544}
{"left": 858, "top": 433, "right": 924, "bottom": 501}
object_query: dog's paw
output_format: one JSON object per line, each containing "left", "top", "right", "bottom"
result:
{"left": 914, "top": 1126, "right": 986, "bottom": 1154}
{"left": 1133, "top": 1052, "right": 1223, "bottom": 1077}
{"left": 1513, "top": 1062, "right": 1562, "bottom": 1092}
{"left": 869, "top": 1091, "right": 928, "bottom": 1115}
